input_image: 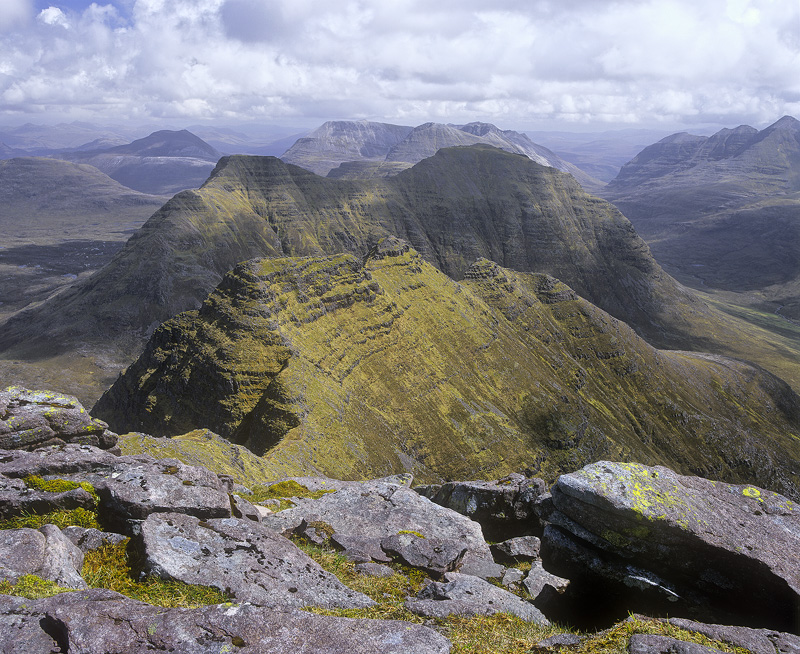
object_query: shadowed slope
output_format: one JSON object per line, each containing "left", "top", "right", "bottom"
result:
{"left": 93, "top": 241, "right": 800, "bottom": 496}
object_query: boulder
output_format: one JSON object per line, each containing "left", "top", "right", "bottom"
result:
{"left": 380, "top": 532, "right": 466, "bottom": 576}
{"left": 265, "top": 479, "right": 499, "bottom": 577}
{"left": 139, "top": 512, "right": 374, "bottom": 610}
{"left": 0, "top": 589, "right": 452, "bottom": 653}
{"left": 0, "top": 525, "right": 86, "bottom": 589}
{"left": 522, "top": 561, "right": 570, "bottom": 598}
{"left": 0, "top": 479, "right": 95, "bottom": 520}
{"left": 0, "top": 387, "right": 117, "bottom": 451}
{"left": 666, "top": 618, "right": 800, "bottom": 654}
{"left": 416, "top": 473, "right": 548, "bottom": 539}
{"left": 491, "top": 535, "right": 541, "bottom": 563}
{"left": 628, "top": 634, "right": 725, "bottom": 654}
{"left": 61, "top": 526, "right": 128, "bottom": 553}
{"left": 405, "top": 572, "right": 549, "bottom": 624}
{"left": 542, "top": 461, "right": 800, "bottom": 632}
{"left": 354, "top": 562, "right": 395, "bottom": 578}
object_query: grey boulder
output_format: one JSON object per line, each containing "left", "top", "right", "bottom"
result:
{"left": 543, "top": 461, "right": 800, "bottom": 631}
{"left": 0, "top": 589, "right": 452, "bottom": 654}
{"left": 0, "top": 524, "right": 86, "bottom": 589}
{"left": 666, "top": 618, "right": 800, "bottom": 654}
{"left": 139, "top": 512, "right": 374, "bottom": 610}
{"left": 628, "top": 634, "right": 725, "bottom": 654}
{"left": 405, "top": 572, "right": 549, "bottom": 625}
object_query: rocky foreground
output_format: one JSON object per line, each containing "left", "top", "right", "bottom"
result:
{"left": 1, "top": 389, "right": 799, "bottom": 652}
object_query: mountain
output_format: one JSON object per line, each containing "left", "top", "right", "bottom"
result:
{"left": 93, "top": 240, "right": 800, "bottom": 496}
{"left": 600, "top": 116, "right": 800, "bottom": 317}
{"left": 0, "top": 157, "right": 166, "bottom": 319}
{"left": 281, "top": 120, "right": 604, "bottom": 192}
{"left": 57, "top": 129, "right": 223, "bottom": 195}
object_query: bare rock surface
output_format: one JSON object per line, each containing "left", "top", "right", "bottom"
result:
{"left": 666, "top": 618, "right": 800, "bottom": 654}
{"left": 139, "top": 512, "right": 374, "bottom": 610}
{"left": 523, "top": 561, "right": 570, "bottom": 598}
{"left": 628, "top": 634, "right": 726, "bottom": 654}
{"left": 380, "top": 532, "right": 467, "bottom": 576}
{"left": 61, "top": 526, "right": 128, "bottom": 553}
{"left": 543, "top": 461, "right": 800, "bottom": 631}
{"left": 0, "top": 589, "right": 451, "bottom": 654}
{"left": 405, "top": 572, "right": 549, "bottom": 624}
{"left": 416, "top": 473, "right": 547, "bottom": 539}
{"left": 0, "top": 387, "right": 117, "bottom": 451}
{"left": 0, "top": 480, "right": 95, "bottom": 520}
{"left": 491, "top": 535, "right": 541, "bottom": 563}
{"left": 0, "top": 524, "right": 86, "bottom": 589}
{"left": 265, "top": 478, "right": 499, "bottom": 577}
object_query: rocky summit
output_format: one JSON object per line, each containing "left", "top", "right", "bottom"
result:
{"left": 93, "top": 242, "right": 800, "bottom": 496}
{"left": 0, "top": 434, "right": 798, "bottom": 651}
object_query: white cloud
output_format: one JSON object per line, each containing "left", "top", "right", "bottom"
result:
{"left": 0, "top": 0, "right": 33, "bottom": 31}
{"left": 0, "top": 0, "right": 797, "bottom": 129}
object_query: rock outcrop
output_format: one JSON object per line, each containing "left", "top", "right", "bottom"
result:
{"left": 0, "top": 387, "right": 117, "bottom": 452}
{"left": 0, "top": 589, "right": 451, "bottom": 654}
{"left": 541, "top": 461, "right": 800, "bottom": 632}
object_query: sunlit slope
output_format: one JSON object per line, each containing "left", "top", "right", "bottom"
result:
{"left": 94, "top": 242, "right": 800, "bottom": 497}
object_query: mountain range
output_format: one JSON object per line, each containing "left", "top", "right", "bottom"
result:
{"left": 280, "top": 120, "right": 604, "bottom": 192}
{"left": 601, "top": 115, "right": 800, "bottom": 319}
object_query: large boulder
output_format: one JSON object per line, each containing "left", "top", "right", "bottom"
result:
{"left": 0, "top": 387, "right": 117, "bottom": 451}
{"left": 264, "top": 478, "right": 503, "bottom": 578}
{"left": 0, "top": 524, "right": 86, "bottom": 589}
{"left": 0, "top": 589, "right": 452, "bottom": 653}
{"left": 139, "top": 512, "right": 374, "bottom": 610}
{"left": 541, "top": 461, "right": 800, "bottom": 632}
{"left": 416, "top": 473, "right": 548, "bottom": 539}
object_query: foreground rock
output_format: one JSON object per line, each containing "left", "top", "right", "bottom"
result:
{"left": 140, "top": 512, "right": 374, "bottom": 609}
{"left": 0, "top": 524, "right": 86, "bottom": 589}
{"left": 542, "top": 461, "right": 800, "bottom": 631}
{"left": 416, "top": 474, "right": 548, "bottom": 540}
{"left": 405, "top": 572, "right": 549, "bottom": 624}
{"left": 0, "top": 589, "right": 451, "bottom": 654}
{"left": 666, "top": 618, "right": 800, "bottom": 654}
{"left": 0, "top": 387, "right": 117, "bottom": 451}
{"left": 264, "top": 477, "right": 503, "bottom": 578}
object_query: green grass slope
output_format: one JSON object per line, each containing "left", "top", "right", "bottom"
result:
{"left": 94, "top": 241, "right": 800, "bottom": 497}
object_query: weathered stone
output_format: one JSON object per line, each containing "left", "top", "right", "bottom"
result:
{"left": 536, "top": 633, "right": 583, "bottom": 649}
{"left": 628, "top": 634, "right": 725, "bottom": 654}
{"left": 230, "top": 493, "right": 261, "bottom": 522}
{"left": 61, "top": 526, "right": 128, "bottom": 553}
{"left": 416, "top": 474, "right": 548, "bottom": 539}
{"left": 501, "top": 567, "right": 525, "bottom": 587}
{"left": 0, "top": 444, "right": 119, "bottom": 478}
{"left": 265, "top": 479, "right": 497, "bottom": 576}
{"left": 380, "top": 532, "right": 466, "bottom": 576}
{"left": 667, "top": 618, "right": 800, "bottom": 654}
{"left": 354, "top": 562, "right": 396, "bottom": 578}
{"left": 522, "top": 561, "right": 570, "bottom": 599}
{"left": 0, "top": 589, "right": 452, "bottom": 654}
{"left": 491, "top": 535, "right": 541, "bottom": 563}
{"left": 139, "top": 512, "right": 374, "bottom": 610}
{"left": 331, "top": 532, "right": 392, "bottom": 563}
{"left": 543, "top": 461, "right": 800, "bottom": 632}
{"left": 0, "top": 387, "right": 117, "bottom": 451}
{"left": 0, "top": 484, "right": 95, "bottom": 520}
{"left": 0, "top": 525, "right": 86, "bottom": 589}
{"left": 405, "top": 572, "right": 549, "bottom": 624}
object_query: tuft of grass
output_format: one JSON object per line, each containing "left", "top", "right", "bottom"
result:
{"left": 0, "top": 574, "right": 71, "bottom": 600}
{"left": 23, "top": 475, "right": 100, "bottom": 503}
{"left": 246, "top": 480, "right": 334, "bottom": 511}
{"left": 0, "top": 507, "right": 101, "bottom": 531}
{"left": 81, "top": 541, "right": 232, "bottom": 608}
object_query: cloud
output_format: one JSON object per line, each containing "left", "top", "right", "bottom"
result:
{"left": 0, "top": 0, "right": 33, "bottom": 31}
{"left": 0, "top": 0, "right": 798, "bottom": 128}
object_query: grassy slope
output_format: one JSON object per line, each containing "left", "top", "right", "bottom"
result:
{"left": 94, "top": 245, "right": 800, "bottom": 497}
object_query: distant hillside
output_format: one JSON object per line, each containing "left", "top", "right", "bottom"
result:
{"left": 281, "top": 120, "right": 604, "bottom": 192}
{"left": 94, "top": 242, "right": 800, "bottom": 497}
{"left": 0, "top": 157, "right": 166, "bottom": 318}
{"left": 57, "top": 129, "right": 223, "bottom": 195}
{"left": 601, "top": 116, "right": 800, "bottom": 317}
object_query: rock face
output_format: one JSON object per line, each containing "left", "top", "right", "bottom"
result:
{"left": 0, "top": 387, "right": 117, "bottom": 451}
{"left": 541, "top": 461, "right": 800, "bottom": 632}
{"left": 139, "top": 512, "right": 375, "bottom": 609}
{"left": 263, "top": 478, "right": 502, "bottom": 578}
{"left": 92, "top": 246, "right": 800, "bottom": 495}
{"left": 0, "top": 589, "right": 451, "bottom": 654}
{"left": 0, "top": 525, "right": 86, "bottom": 589}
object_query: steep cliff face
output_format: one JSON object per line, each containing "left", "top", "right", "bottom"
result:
{"left": 0, "top": 146, "right": 697, "bottom": 357}
{"left": 94, "top": 241, "right": 800, "bottom": 496}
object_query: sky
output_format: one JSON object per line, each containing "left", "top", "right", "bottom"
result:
{"left": 0, "top": 0, "right": 798, "bottom": 132}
